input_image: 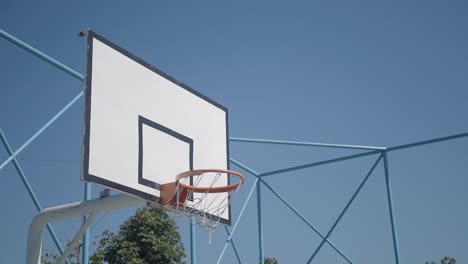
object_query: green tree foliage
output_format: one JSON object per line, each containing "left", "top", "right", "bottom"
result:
{"left": 91, "top": 207, "right": 185, "bottom": 263}
{"left": 426, "top": 256, "right": 456, "bottom": 264}
{"left": 42, "top": 207, "right": 185, "bottom": 264}
{"left": 265, "top": 257, "right": 279, "bottom": 264}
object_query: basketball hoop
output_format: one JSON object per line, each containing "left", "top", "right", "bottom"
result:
{"left": 160, "top": 169, "right": 245, "bottom": 242}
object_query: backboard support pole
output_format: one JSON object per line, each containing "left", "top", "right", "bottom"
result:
{"left": 26, "top": 194, "right": 146, "bottom": 264}
{"left": 82, "top": 183, "right": 91, "bottom": 264}
{"left": 58, "top": 212, "right": 96, "bottom": 264}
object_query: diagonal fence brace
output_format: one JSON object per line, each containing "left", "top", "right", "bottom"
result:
{"left": 306, "top": 154, "right": 383, "bottom": 263}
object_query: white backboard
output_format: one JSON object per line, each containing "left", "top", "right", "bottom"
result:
{"left": 82, "top": 30, "right": 231, "bottom": 224}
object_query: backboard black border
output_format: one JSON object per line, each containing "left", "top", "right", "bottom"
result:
{"left": 81, "top": 30, "right": 231, "bottom": 225}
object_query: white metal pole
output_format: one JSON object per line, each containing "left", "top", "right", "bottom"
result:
{"left": 26, "top": 194, "right": 146, "bottom": 264}
{"left": 57, "top": 213, "right": 96, "bottom": 264}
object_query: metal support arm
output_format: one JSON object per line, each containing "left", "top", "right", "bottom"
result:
{"left": 26, "top": 194, "right": 146, "bottom": 264}
{"left": 58, "top": 213, "right": 96, "bottom": 264}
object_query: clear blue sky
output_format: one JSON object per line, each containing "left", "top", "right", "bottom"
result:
{"left": 1, "top": 0, "right": 467, "bottom": 263}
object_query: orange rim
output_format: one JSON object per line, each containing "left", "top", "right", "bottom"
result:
{"left": 175, "top": 169, "right": 245, "bottom": 193}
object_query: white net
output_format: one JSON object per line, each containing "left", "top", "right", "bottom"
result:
{"left": 162, "top": 170, "right": 243, "bottom": 234}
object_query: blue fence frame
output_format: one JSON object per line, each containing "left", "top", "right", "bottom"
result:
{"left": 2, "top": 28, "right": 468, "bottom": 264}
